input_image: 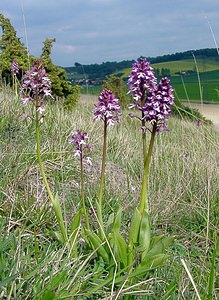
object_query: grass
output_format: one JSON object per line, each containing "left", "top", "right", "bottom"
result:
{"left": 0, "top": 85, "right": 219, "bottom": 299}
{"left": 122, "top": 58, "right": 219, "bottom": 78}
{"left": 121, "top": 59, "right": 219, "bottom": 103}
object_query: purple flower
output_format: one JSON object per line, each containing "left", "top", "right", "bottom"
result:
{"left": 195, "top": 119, "right": 202, "bottom": 126}
{"left": 128, "top": 57, "right": 157, "bottom": 104}
{"left": 11, "top": 60, "right": 19, "bottom": 76}
{"left": 143, "top": 77, "right": 174, "bottom": 131}
{"left": 19, "top": 60, "right": 53, "bottom": 107}
{"left": 93, "top": 89, "right": 121, "bottom": 126}
{"left": 69, "top": 130, "right": 92, "bottom": 164}
{"left": 128, "top": 58, "right": 174, "bottom": 132}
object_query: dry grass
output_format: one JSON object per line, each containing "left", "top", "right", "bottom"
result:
{"left": 0, "top": 87, "right": 218, "bottom": 298}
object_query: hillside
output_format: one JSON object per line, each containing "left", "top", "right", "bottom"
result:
{"left": 122, "top": 58, "right": 219, "bottom": 78}
{"left": 65, "top": 48, "right": 219, "bottom": 103}
{"left": 64, "top": 48, "right": 219, "bottom": 81}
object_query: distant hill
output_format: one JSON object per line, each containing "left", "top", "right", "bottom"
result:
{"left": 64, "top": 48, "right": 219, "bottom": 81}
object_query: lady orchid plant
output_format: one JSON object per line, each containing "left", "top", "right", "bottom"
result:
{"left": 19, "top": 58, "right": 175, "bottom": 295}
{"left": 93, "top": 88, "right": 121, "bottom": 230}
{"left": 128, "top": 58, "right": 174, "bottom": 214}
{"left": 19, "top": 61, "right": 67, "bottom": 244}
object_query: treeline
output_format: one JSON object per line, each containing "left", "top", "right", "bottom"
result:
{"left": 65, "top": 60, "right": 134, "bottom": 80}
{"left": 66, "top": 48, "right": 219, "bottom": 81}
{"left": 148, "top": 48, "right": 219, "bottom": 64}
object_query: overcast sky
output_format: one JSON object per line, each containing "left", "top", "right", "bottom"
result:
{"left": 1, "top": 0, "right": 219, "bottom": 66}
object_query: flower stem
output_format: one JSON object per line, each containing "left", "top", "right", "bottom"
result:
{"left": 139, "top": 124, "right": 156, "bottom": 215}
{"left": 35, "top": 105, "right": 67, "bottom": 242}
{"left": 141, "top": 94, "right": 147, "bottom": 161}
{"left": 97, "top": 118, "right": 107, "bottom": 228}
{"left": 80, "top": 155, "right": 90, "bottom": 230}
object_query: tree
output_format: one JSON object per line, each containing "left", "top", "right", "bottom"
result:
{"left": 0, "top": 13, "right": 29, "bottom": 81}
{"left": 40, "top": 37, "right": 80, "bottom": 106}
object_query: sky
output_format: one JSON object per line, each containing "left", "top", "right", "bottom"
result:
{"left": 1, "top": 0, "right": 219, "bottom": 67}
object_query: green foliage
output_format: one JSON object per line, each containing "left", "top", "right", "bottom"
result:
{"left": 64, "top": 85, "right": 80, "bottom": 110}
{"left": 0, "top": 15, "right": 80, "bottom": 104}
{"left": 40, "top": 38, "right": 80, "bottom": 102}
{"left": 0, "top": 14, "right": 29, "bottom": 80}
{"left": 103, "top": 74, "right": 131, "bottom": 108}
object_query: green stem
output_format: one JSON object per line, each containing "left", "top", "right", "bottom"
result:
{"left": 35, "top": 104, "right": 67, "bottom": 242}
{"left": 80, "top": 155, "right": 90, "bottom": 230}
{"left": 139, "top": 124, "right": 156, "bottom": 215}
{"left": 141, "top": 96, "right": 147, "bottom": 161}
{"left": 97, "top": 118, "right": 107, "bottom": 230}
{"left": 142, "top": 129, "right": 147, "bottom": 162}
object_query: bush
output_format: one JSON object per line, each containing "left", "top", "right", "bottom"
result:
{"left": 64, "top": 85, "right": 81, "bottom": 110}
{"left": 102, "top": 74, "right": 131, "bottom": 108}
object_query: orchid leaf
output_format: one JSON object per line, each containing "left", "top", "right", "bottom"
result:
{"left": 138, "top": 209, "right": 150, "bottom": 260}
{"left": 128, "top": 207, "right": 141, "bottom": 245}
{"left": 86, "top": 231, "right": 110, "bottom": 264}
{"left": 112, "top": 209, "right": 122, "bottom": 233}
{"left": 69, "top": 209, "right": 82, "bottom": 256}
{"left": 146, "top": 236, "right": 174, "bottom": 258}
{"left": 106, "top": 212, "right": 114, "bottom": 233}
{"left": 53, "top": 192, "right": 67, "bottom": 243}
{"left": 127, "top": 207, "right": 141, "bottom": 265}
{"left": 112, "top": 231, "right": 128, "bottom": 267}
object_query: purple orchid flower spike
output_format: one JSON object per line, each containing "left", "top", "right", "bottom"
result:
{"left": 143, "top": 77, "right": 174, "bottom": 131}
{"left": 69, "top": 130, "right": 92, "bottom": 165}
{"left": 19, "top": 60, "right": 53, "bottom": 107}
{"left": 128, "top": 57, "right": 157, "bottom": 104}
{"left": 93, "top": 88, "right": 121, "bottom": 126}
{"left": 11, "top": 60, "right": 19, "bottom": 76}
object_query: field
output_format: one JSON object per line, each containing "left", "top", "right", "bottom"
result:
{"left": 121, "top": 59, "right": 219, "bottom": 103}
{"left": 0, "top": 85, "right": 218, "bottom": 299}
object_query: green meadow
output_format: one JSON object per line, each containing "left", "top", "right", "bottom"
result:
{"left": 121, "top": 60, "right": 219, "bottom": 103}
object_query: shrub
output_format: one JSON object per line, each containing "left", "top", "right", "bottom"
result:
{"left": 103, "top": 74, "right": 131, "bottom": 109}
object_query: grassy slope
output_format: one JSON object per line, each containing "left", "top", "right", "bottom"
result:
{"left": 122, "top": 59, "right": 219, "bottom": 102}
{"left": 122, "top": 58, "right": 219, "bottom": 77}
{"left": 0, "top": 87, "right": 218, "bottom": 298}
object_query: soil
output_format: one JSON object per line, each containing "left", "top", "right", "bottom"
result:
{"left": 80, "top": 95, "right": 219, "bottom": 131}
{"left": 186, "top": 102, "right": 219, "bottom": 131}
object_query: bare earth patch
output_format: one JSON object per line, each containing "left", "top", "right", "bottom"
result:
{"left": 186, "top": 102, "right": 219, "bottom": 131}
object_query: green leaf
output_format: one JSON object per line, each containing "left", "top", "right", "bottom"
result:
{"left": 140, "top": 253, "right": 169, "bottom": 268}
{"left": 53, "top": 192, "right": 67, "bottom": 243}
{"left": 146, "top": 236, "right": 174, "bottom": 258}
{"left": 128, "top": 207, "right": 141, "bottom": 245}
{"left": 162, "top": 281, "right": 176, "bottom": 299}
{"left": 207, "top": 242, "right": 217, "bottom": 300}
{"left": 127, "top": 207, "right": 141, "bottom": 265}
{"left": 37, "top": 289, "right": 56, "bottom": 300}
{"left": 112, "top": 231, "right": 128, "bottom": 267}
{"left": 133, "top": 254, "right": 170, "bottom": 277}
{"left": 138, "top": 209, "right": 150, "bottom": 260}
{"left": 69, "top": 209, "right": 81, "bottom": 246}
{"left": 0, "top": 274, "right": 18, "bottom": 288}
{"left": 106, "top": 212, "right": 114, "bottom": 232}
{"left": 49, "top": 270, "right": 68, "bottom": 289}
{"left": 87, "top": 231, "right": 110, "bottom": 264}
{"left": 112, "top": 209, "right": 122, "bottom": 233}
{"left": 54, "top": 231, "right": 65, "bottom": 243}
